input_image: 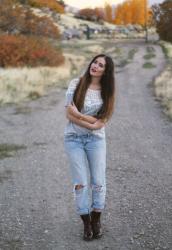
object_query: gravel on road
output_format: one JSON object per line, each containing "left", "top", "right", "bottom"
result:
{"left": 0, "top": 40, "right": 172, "bottom": 250}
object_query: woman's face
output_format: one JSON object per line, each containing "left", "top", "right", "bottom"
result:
{"left": 89, "top": 57, "right": 106, "bottom": 78}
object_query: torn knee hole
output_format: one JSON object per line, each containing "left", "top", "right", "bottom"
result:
{"left": 92, "top": 184, "right": 103, "bottom": 192}
{"left": 75, "top": 184, "right": 84, "bottom": 190}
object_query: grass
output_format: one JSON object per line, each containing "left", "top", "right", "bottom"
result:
{"left": 128, "top": 48, "right": 138, "bottom": 60}
{"left": 28, "top": 91, "right": 41, "bottom": 100}
{"left": 155, "top": 42, "right": 172, "bottom": 119}
{"left": 114, "top": 47, "right": 138, "bottom": 68}
{"left": 0, "top": 144, "right": 27, "bottom": 159}
{"left": 116, "top": 59, "right": 129, "bottom": 68}
{"left": 159, "top": 41, "right": 172, "bottom": 65}
{"left": 164, "top": 101, "right": 172, "bottom": 120}
{"left": 143, "top": 62, "right": 156, "bottom": 69}
{"left": 154, "top": 65, "right": 172, "bottom": 120}
{"left": 162, "top": 46, "right": 169, "bottom": 58}
{"left": 143, "top": 54, "right": 156, "bottom": 60}
{"left": 146, "top": 46, "right": 155, "bottom": 53}
{"left": 14, "top": 106, "right": 32, "bottom": 115}
{"left": 143, "top": 46, "right": 156, "bottom": 61}
{"left": 61, "top": 43, "right": 83, "bottom": 50}
{"left": 159, "top": 41, "right": 172, "bottom": 63}
{"left": 115, "top": 48, "right": 138, "bottom": 68}
{"left": 114, "top": 47, "right": 122, "bottom": 55}
{"left": 0, "top": 64, "right": 72, "bottom": 105}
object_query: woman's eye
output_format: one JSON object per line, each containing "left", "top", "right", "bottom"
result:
{"left": 93, "top": 60, "right": 105, "bottom": 68}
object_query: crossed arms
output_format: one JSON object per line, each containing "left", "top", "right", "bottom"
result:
{"left": 66, "top": 103, "right": 106, "bottom": 130}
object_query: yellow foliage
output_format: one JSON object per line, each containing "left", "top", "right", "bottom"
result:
{"left": 105, "top": 0, "right": 152, "bottom": 26}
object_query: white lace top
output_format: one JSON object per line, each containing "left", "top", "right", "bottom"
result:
{"left": 64, "top": 78, "right": 105, "bottom": 138}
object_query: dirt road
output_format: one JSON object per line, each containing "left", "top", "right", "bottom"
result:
{"left": 0, "top": 40, "right": 172, "bottom": 250}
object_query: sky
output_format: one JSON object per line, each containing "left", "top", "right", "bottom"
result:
{"left": 65, "top": 0, "right": 164, "bottom": 9}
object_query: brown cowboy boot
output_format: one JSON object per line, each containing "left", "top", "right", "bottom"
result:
{"left": 80, "top": 214, "right": 93, "bottom": 241}
{"left": 91, "top": 211, "right": 103, "bottom": 239}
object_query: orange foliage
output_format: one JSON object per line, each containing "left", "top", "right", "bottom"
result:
{"left": 115, "top": 1, "right": 132, "bottom": 25}
{"left": 0, "top": 0, "right": 60, "bottom": 38}
{"left": 105, "top": 0, "right": 152, "bottom": 26}
{"left": 28, "top": 0, "right": 64, "bottom": 13}
{"left": 0, "top": 35, "right": 64, "bottom": 67}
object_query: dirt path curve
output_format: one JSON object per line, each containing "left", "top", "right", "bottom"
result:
{"left": 0, "top": 41, "right": 172, "bottom": 250}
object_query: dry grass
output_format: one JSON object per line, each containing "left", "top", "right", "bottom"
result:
{"left": 159, "top": 41, "right": 172, "bottom": 59}
{"left": 0, "top": 41, "right": 105, "bottom": 105}
{"left": 0, "top": 53, "right": 85, "bottom": 105}
{"left": 0, "top": 143, "right": 27, "bottom": 159}
{"left": 82, "top": 45, "right": 103, "bottom": 54}
{"left": 153, "top": 41, "right": 172, "bottom": 119}
{"left": 154, "top": 65, "right": 172, "bottom": 119}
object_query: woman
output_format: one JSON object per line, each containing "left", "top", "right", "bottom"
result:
{"left": 64, "top": 54, "right": 115, "bottom": 241}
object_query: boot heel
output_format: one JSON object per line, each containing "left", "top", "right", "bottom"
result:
{"left": 80, "top": 214, "right": 93, "bottom": 241}
{"left": 91, "top": 211, "right": 103, "bottom": 239}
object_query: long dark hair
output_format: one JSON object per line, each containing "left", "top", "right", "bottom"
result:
{"left": 73, "top": 54, "right": 115, "bottom": 121}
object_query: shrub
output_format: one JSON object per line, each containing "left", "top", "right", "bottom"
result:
{"left": 28, "top": 0, "right": 64, "bottom": 13}
{"left": 22, "top": 13, "right": 61, "bottom": 39}
{"left": 0, "top": 0, "right": 60, "bottom": 38}
{"left": 152, "top": 1, "right": 172, "bottom": 43}
{"left": 0, "top": 35, "right": 64, "bottom": 67}
{"left": 78, "top": 8, "right": 104, "bottom": 22}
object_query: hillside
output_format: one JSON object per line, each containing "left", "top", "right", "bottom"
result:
{"left": 0, "top": 2, "right": 149, "bottom": 107}
{"left": 31, "top": 6, "right": 118, "bottom": 34}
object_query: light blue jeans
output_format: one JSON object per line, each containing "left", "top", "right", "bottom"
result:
{"left": 64, "top": 133, "right": 106, "bottom": 215}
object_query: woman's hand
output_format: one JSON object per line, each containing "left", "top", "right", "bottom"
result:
{"left": 66, "top": 112, "right": 106, "bottom": 130}
{"left": 68, "top": 103, "right": 80, "bottom": 118}
{"left": 91, "top": 119, "right": 105, "bottom": 130}
{"left": 66, "top": 103, "right": 106, "bottom": 128}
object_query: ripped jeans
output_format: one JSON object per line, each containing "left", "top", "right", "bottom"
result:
{"left": 64, "top": 133, "right": 106, "bottom": 215}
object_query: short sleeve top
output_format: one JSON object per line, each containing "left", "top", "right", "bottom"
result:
{"left": 64, "top": 78, "right": 105, "bottom": 138}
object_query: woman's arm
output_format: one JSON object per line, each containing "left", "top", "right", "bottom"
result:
{"left": 66, "top": 103, "right": 98, "bottom": 124}
{"left": 66, "top": 112, "right": 105, "bottom": 130}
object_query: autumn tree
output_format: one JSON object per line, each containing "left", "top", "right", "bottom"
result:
{"left": 95, "top": 7, "right": 105, "bottom": 21}
{"left": 104, "top": 2, "right": 113, "bottom": 23}
{"left": 105, "top": 0, "right": 151, "bottom": 26}
{"left": 152, "top": 0, "right": 172, "bottom": 42}
{"left": 0, "top": 0, "right": 60, "bottom": 38}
